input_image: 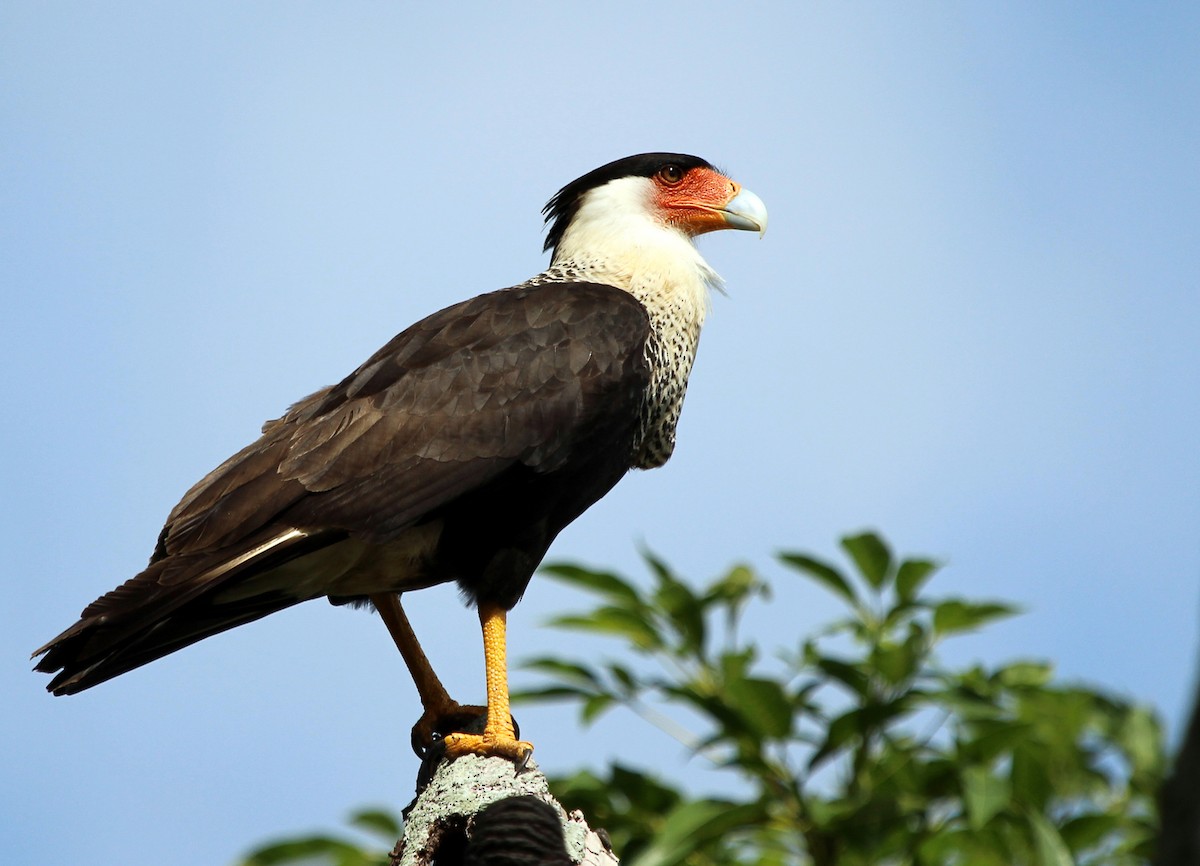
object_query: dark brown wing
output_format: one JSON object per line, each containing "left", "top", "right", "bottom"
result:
{"left": 159, "top": 282, "right": 648, "bottom": 550}
{"left": 34, "top": 281, "right": 652, "bottom": 693}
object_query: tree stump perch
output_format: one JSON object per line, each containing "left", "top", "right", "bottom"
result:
{"left": 390, "top": 751, "right": 619, "bottom": 866}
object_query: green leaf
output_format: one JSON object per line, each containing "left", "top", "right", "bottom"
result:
{"left": 238, "top": 836, "right": 380, "bottom": 866}
{"left": 871, "top": 640, "right": 919, "bottom": 685}
{"left": 815, "top": 655, "right": 871, "bottom": 696}
{"left": 933, "top": 599, "right": 1020, "bottom": 636}
{"left": 718, "top": 647, "right": 755, "bottom": 682}
{"left": 510, "top": 685, "right": 596, "bottom": 704}
{"left": 608, "top": 763, "right": 684, "bottom": 814}
{"left": 808, "top": 707, "right": 866, "bottom": 771}
{"left": 995, "top": 661, "right": 1053, "bottom": 688}
{"left": 519, "top": 657, "right": 602, "bottom": 688}
{"left": 1122, "top": 816, "right": 1160, "bottom": 860}
{"left": 957, "top": 720, "right": 1036, "bottom": 764}
{"left": 653, "top": 574, "right": 706, "bottom": 657}
{"left": 347, "top": 809, "right": 401, "bottom": 842}
{"left": 724, "top": 676, "right": 793, "bottom": 739}
{"left": 1059, "top": 813, "right": 1123, "bottom": 851}
{"left": 1026, "top": 810, "right": 1075, "bottom": 866}
{"left": 779, "top": 552, "right": 857, "bottom": 605}
{"left": 1117, "top": 705, "right": 1165, "bottom": 780}
{"left": 581, "top": 693, "right": 616, "bottom": 723}
{"left": 546, "top": 607, "right": 663, "bottom": 650}
{"left": 961, "top": 766, "right": 1010, "bottom": 830}
{"left": 703, "top": 563, "right": 763, "bottom": 606}
{"left": 540, "top": 563, "right": 643, "bottom": 607}
{"left": 608, "top": 662, "right": 638, "bottom": 693}
{"left": 895, "top": 557, "right": 938, "bottom": 601}
{"left": 841, "top": 531, "right": 892, "bottom": 590}
{"left": 1011, "top": 744, "right": 1052, "bottom": 810}
{"left": 640, "top": 546, "right": 679, "bottom": 587}
{"left": 627, "top": 800, "right": 763, "bottom": 866}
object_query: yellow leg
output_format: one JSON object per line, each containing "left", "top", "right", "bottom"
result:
{"left": 442, "top": 601, "right": 534, "bottom": 765}
{"left": 371, "top": 593, "right": 484, "bottom": 755}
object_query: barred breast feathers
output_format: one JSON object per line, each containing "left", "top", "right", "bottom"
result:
{"left": 528, "top": 216, "right": 723, "bottom": 470}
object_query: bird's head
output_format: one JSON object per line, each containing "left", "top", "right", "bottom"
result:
{"left": 542, "top": 153, "right": 767, "bottom": 263}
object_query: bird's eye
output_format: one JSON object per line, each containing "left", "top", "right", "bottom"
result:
{"left": 657, "top": 165, "right": 684, "bottom": 185}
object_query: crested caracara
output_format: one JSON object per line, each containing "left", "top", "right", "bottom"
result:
{"left": 34, "top": 152, "right": 767, "bottom": 764}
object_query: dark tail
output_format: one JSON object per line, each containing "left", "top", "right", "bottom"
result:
{"left": 34, "top": 528, "right": 344, "bottom": 695}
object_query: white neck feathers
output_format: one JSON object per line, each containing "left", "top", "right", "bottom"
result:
{"left": 548, "top": 176, "right": 720, "bottom": 326}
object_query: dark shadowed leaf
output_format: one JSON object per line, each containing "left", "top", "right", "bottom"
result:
{"left": 1059, "top": 813, "right": 1123, "bottom": 851}
{"left": 1011, "top": 744, "right": 1052, "bottom": 810}
{"left": 958, "top": 719, "right": 1037, "bottom": 764}
{"left": 627, "top": 800, "right": 764, "bottom": 866}
{"left": 841, "top": 531, "right": 892, "bottom": 590}
{"left": 725, "top": 676, "right": 793, "bottom": 739}
{"left": 608, "top": 764, "right": 684, "bottom": 814}
{"left": 815, "top": 655, "right": 871, "bottom": 696}
{"left": 608, "top": 662, "right": 638, "bottom": 693}
{"left": 808, "top": 708, "right": 866, "bottom": 771}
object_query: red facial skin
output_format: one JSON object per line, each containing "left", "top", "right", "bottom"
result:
{"left": 651, "top": 166, "right": 744, "bottom": 236}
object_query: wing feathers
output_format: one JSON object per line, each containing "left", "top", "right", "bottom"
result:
{"left": 37, "top": 281, "right": 652, "bottom": 692}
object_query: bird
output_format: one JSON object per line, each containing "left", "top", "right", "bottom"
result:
{"left": 33, "top": 152, "right": 767, "bottom": 764}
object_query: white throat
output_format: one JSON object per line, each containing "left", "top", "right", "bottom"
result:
{"left": 535, "top": 175, "right": 725, "bottom": 469}
{"left": 548, "top": 176, "right": 721, "bottom": 329}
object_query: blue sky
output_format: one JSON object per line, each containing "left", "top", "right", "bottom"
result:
{"left": 3, "top": 4, "right": 1198, "bottom": 864}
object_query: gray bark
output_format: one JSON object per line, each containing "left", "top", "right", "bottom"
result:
{"left": 390, "top": 753, "right": 619, "bottom": 866}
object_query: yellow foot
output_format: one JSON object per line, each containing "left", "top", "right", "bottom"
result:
{"left": 410, "top": 703, "right": 488, "bottom": 757}
{"left": 442, "top": 731, "right": 534, "bottom": 768}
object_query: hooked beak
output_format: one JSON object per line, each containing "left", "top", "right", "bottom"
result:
{"left": 719, "top": 186, "right": 768, "bottom": 237}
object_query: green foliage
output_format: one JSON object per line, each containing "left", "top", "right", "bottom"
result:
{"left": 237, "top": 532, "right": 1165, "bottom": 866}
{"left": 548, "top": 764, "right": 767, "bottom": 866}
{"left": 237, "top": 807, "right": 394, "bottom": 866}
{"left": 519, "top": 531, "right": 1163, "bottom": 866}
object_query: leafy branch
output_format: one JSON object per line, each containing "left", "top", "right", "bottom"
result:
{"left": 515, "top": 531, "right": 1163, "bottom": 866}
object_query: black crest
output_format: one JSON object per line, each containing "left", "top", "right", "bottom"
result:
{"left": 542, "top": 152, "right": 714, "bottom": 253}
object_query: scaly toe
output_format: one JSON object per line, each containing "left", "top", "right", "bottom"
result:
{"left": 411, "top": 703, "right": 489, "bottom": 757}
{"left": 442, "top": 732, "right": 534, "bottom": 767}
